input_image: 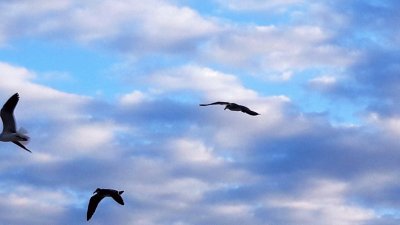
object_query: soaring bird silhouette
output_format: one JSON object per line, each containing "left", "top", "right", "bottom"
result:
{"left": 0, "top": 93, "right": 31, "bottom": 152}
{"left": 87, "top": 188, "right": 125, "bottom": 221}
{"left": 199, "top": 101, "right": 259, "bottom": 116}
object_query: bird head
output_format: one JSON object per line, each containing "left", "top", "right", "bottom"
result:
{"left": 93, "top": 188, "right": 101, "bottom": 194}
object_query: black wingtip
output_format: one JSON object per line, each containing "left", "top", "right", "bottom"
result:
{"left": 10, "top": 93, "right": 19, "bottom": 100}
{"left": 12, "top": 141, "right": 31, "bottom": 153}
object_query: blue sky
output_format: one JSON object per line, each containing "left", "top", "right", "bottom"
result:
{"left": 1, "top": 0, "right": 400, "bottom": 224}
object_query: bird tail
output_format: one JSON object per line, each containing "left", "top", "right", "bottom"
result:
{"left": 17, "top": 127, "right": 30, "bottom": 144}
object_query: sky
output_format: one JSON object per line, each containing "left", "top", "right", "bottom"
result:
{"left": 0, "top": 0, "right": 400, "bottom": 224}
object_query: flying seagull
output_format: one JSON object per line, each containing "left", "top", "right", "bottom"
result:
{"left": 87, "top": 188, "right": 125, "bottom": 221}
{"left": 199, "top": 101, "right": 259, "bottom": 116}
{"left": 0, "top": 93, "right": 31, "bottom": 152}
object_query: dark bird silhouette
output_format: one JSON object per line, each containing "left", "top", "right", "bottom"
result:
{"left": 87, "top": 188, "right": 125, "bottom": 221}
{"left": 199, "top": 101, "right": 259, "bottom": 116}
{"left": 0, "top": 93, "right": 31, "bottom": 152}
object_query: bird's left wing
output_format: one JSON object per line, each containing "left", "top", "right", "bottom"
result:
{"left": 199, "top": 101, "right": 230, "bottom": 106}
{"left": 87, "top": 194, "right": 104, "bottom": 221}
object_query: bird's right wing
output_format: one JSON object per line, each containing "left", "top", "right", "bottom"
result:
{"left": 199, "top": 101, "right": 229, "bottom": 106}
{"left": 111, "top": 192, "right": 125, "bottom": 205}
{"left": 240, "top": 106, "right": 260, "bottom": 116}
{"left": 87, "top": 194, "right": 104, "bottom": 221}
{"left": 1, "top": 93, "right": 19, "bottom": 133}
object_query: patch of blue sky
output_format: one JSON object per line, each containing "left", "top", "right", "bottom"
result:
{"left": 376, "top": 207, "right": 400, "bottom": 219}
{"left": 302, "top": 92, "right": 364, "bottom": 126}
{"left": 175, "top": 0, "right": 218, "bottom": 15}
{"left": 0, "top": 38, "right": 122, "bottom": 98}
{"left": 216, "top": 7, "right": 304, "bottom": 26}
{"left": 294, "top": 69, "right": 365, "bottom": 125}
{"left": 128, "top": 53, "right": 192, "bottom": 77}
{"left": 342, "top": 30, "right": 390, "bottom": 49}
{"left": 179, "top": 0, "right": 305, "bottom": 26}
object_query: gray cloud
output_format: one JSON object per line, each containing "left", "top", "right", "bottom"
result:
{"left": 304, "top": 0, "right": 400, "bottom": 114}
{"left": 1, "top": 60, "right": 400, "bottom": 224}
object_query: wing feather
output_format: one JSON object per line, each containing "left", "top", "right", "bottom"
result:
{"left": 1, "top": 93, "right": 19, "bottom": 133}
{"left": 111, "top": 192, "right": 124, "bottom": 205}
{"left": 199, "top": 101, "right": 230, "bottom": 106}
{"left": 87, "top": 194, "right": 104, "bottom": 221}
{"left": 12, "top": 141, "right": 31, "bottom": 153}
{"left": 240, "top": 106, "right": 259, "bottom": 116}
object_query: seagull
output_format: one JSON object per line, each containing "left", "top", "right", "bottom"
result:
{"left": 199, "top": 101, "right": 260, "bottom": 116}
{"left": 0, "top": 93, "right": 31, "bottom": 152}
{"left": 87, "top": 188, "right": 125, "bottom": 221}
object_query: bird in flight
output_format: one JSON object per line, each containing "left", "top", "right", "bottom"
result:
{"left": 87, "top": 188, "right": 125, "bottom": 221}
{"left": 0, "top": 93, "right": 31, "bottom": 152}
{"left": 199, "top": 101, "right": 260, "bottom": 116}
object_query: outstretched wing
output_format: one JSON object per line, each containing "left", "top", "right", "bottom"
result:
{"left": 240, "top": 106, "right": 259, "bottom": 116}
{"left": 87, "top": 194, "right": 104, "bottom": 221}
{"left": 12, "top": 141, "right": 31, "bottom": 153}
{"left": 110, "top": 191, "right": 124, "bottom": 205}
{"left": 1, "top": 93, "right": 19, "bottom": 133}
{"left": 199, "top": 101, "right": 230, "bottom": 106}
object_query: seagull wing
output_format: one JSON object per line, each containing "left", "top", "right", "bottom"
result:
{"left": 110, "top": 191, "right": 124, "bottom": 205}
{"left": 1, "top": 93, "right": 19, "bottom": 133}
{"left": 87, "top": 194, "right": 104, "bottom": 221}
{"left": 199, "top": 101, "right": 230, "bottom": 106}
{"left": 12, "top": 141, "right": 31, "bottom": 153}
{"left": 240, "top": 106, "right": 260, "bottom": 116}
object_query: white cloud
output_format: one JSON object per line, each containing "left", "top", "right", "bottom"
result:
{"left": 0, "top": 0, "right": 220, "bottom": 53}
{"left": 0, "top": 62, "right": 89, "bottom": 122}
{"left": 147, "top": 65, "right": 258, "bottom": 101}
{"left": 201, "top": 25, "right": 358, "bottom": 76}
{"left": 0, "top": 62, "right": 127, "bottom": 160}
{"left": 366, "top": 113, "right": 400, "bottom": 138}
{"left": 309, "top": 75, "right": 337, "bottom": 86}
{"left": 264, "top": 179, "right": 376, "bottom": 225}
{"left": 167, "top": 138, "right": 221, "bottom": 164}
{"left": 119, "top": 90, "right": 147, "bottom": 106}
{"left": 308, "top": 75, "right": 338, "bottom": 92}
{"left": 0, "top": 185, "right": 82, "bottom": 224}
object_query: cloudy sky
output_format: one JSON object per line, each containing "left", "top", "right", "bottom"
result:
{"left": 0, "top": 0, "right": 400, "bottom": 224}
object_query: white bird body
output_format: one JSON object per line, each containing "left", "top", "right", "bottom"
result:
{"left": 0, "top": 127, "right": 28, "bottom": 141}
{"left": 0, "top": 132, "right": 20, "bottom": 142}
{"left": 0, "top": 93, "right": 31, "bottom": 152}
